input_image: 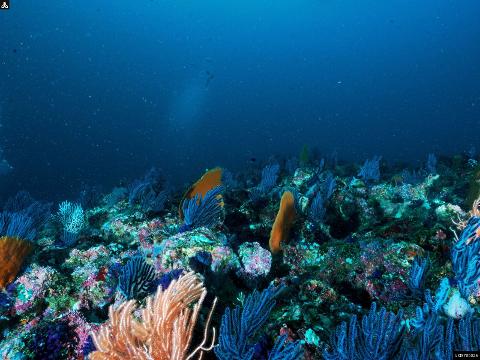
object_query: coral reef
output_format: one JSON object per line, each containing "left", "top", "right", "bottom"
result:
{"left": 1, "top": 154, "right": 480, "bottom": 359}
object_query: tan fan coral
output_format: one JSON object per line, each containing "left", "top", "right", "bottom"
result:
{"left": 90, "top": 272, "right": 217, "bottom": 360}
{"left": 269, "top": 191, "right": 296, "bottom": 254}
{"left": 179, "top": 167, "right": 223, "bottom": 220}
{"left": 0, "top": 236, "right": 33, "bottom": 289}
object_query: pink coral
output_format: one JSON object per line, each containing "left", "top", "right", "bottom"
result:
{"left": 13, "top": 265, "right": 56, "bottom": 315}
{"left": 237, "top": 242, "right": 272, "bottom": 280}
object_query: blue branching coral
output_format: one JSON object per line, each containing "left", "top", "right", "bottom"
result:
{"left": 118, "top": 256, "right": 156, "bottom": 300}
{"left": 128, "top": 168, "right": 169, "bottom": 212}
{"left": 323, "top": 303, "right": 404, "bottom": 360}
{"left": 180, "top": 185, "right": 224, "bottom": 232}
{"left": 157, "top": 268, "right": 184, "bottom": 291}
{"left": 250, "top": 163, "right": 280, "bottom": 202}
{"left": 308, "top": 192, "right": 326, "bottom": 223}
{"left": 0, "top": 211, "right": 36, "bottom": 241}
{"left": 451, "top": 216, "right": 480, "bottom": 298}
{"left": 268, "top": 334, "right": 303, "bottom": 360}
{"left": 215, "top": 284, "right": 302, "bottom": 360}
{"left": 358, "top": 156, "right": 382, "bottom": 182}
{"left": 457, "top": 313, "right": 480, "bottom": 351}
{"left": 327, "top": 280, "right": 479, "bottom": 360}
{"left": 0, "top": 190, "right": 52, "bottom": 242}
{"left": 408, "top": 256, "right": 430, "bottom": 297}
{"left": 3, "top": 191, "right": 51, "bottom": 230}
{"left": 404, "top": 309, "right": 479, "bottom": 359}
{"left": 307, "top": 172, "right": 336, "bottom": 225}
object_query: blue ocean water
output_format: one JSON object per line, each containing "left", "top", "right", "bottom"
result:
{"left": 0, "top": 0, "right": 479, "bottom": 201}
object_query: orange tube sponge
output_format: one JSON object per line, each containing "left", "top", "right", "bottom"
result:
{"left": 179, "top": 167, "right": 223, "bottom": 219}
{"left": 269, "top": 191, "right": 296, "bottom": 254}
{"left": 0, "top": 236, "right": 33, "bottom": 289}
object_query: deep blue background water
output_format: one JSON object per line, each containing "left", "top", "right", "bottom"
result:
{"left": 1, "top": 0, "right": 479, "bottom": 202}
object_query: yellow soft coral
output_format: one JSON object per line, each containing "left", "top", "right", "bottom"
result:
{"left": 90, "top": 272, "right": 216, "bottom": 360}
{"left": 0, "top": 236, "right": 33, "bottom": 289}
{"left": 269, "top": 191, "right": 296, "bottom": 254}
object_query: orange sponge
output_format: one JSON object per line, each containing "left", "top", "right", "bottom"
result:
{"left": 0, "top": 236, "right": 33, "bottom": 289}
{"left": 269, "top": 191, "right": 296, "bottom": 254}
{"left": 179, "top": 167, "right": 223, "bottom": 219}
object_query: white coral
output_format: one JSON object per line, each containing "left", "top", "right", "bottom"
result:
{"left": 443, "top": 290, "right": 472, "bottom": 319}
{"left": 58, "top": 201, "right": 85, "bottom": 234}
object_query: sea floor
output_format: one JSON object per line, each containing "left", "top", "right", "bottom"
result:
{"left": 0, "top": 154, "right": 479, "bottom": 359}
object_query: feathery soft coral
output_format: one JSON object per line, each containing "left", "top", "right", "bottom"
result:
{"left": 90, "top": 272, "right": 216, "bottom": 360}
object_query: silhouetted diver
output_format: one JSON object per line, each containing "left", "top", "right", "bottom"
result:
{"left": 205, "top": 71, "right": 214, "bottom": 89}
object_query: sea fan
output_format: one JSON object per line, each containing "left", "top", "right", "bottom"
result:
{"left": 180, "top": 185, "right": 224, "bottom": 231}
{"left": 118, "top": 256, "right": 156, "bottom": 300}
{"left": 215, "top": 284, "right": 299, "bottom": 360}
{"left": 323, "top": 303, "right": 404, "bottom": 360}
